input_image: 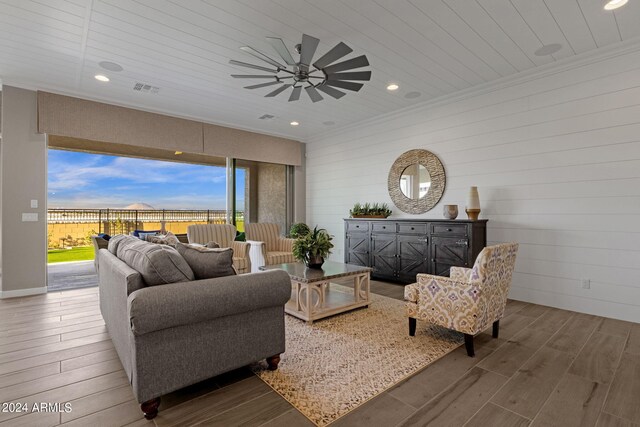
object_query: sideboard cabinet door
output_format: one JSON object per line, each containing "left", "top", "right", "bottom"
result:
{"left": 397, "top": 235, "right": 429, "bottom": 283}
{"left": 430, "top": 236, "right": 470, "bottom": 277}
{"left": 345, "top": 232, "right": 369, "bottom": 267}
{"left": 371, "top": 233, "right": 397, "bottom": 281}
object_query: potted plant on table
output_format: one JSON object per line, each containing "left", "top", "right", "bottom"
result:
{"left": 289, "top": 222, "right": 311, "bottom": 238}
{"left": 292, "top": 226, "right": 334, "bottom": 269}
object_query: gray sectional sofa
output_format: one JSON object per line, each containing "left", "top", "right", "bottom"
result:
{"left": 96, "top": 235, "right": 291, "bottom": 420}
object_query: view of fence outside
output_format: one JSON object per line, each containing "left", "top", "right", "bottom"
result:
{"left": 48, "top": 208, "right": 244, "bottom": 248}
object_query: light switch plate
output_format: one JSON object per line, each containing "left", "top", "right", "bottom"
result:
{"left": 22, "top": 213, "right": 38, "bottom": 222}
{"left": 30, "top": 199, "right": 38, "bottom": 208}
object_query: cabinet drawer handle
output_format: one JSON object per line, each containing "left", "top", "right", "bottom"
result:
{"left": 431, "top": 259, "right": 435, "bottom": 262}
{"left": 382, "top": 226, "right": 386, "bottom": 229}
{"left": 411, "top": 227, "right": 415, "bottom": 230}
{"left": 447, "top": 228, "right": 452, "bottom": 232}
{"left": 356, "top": 225, "right": 360, "bottom": 228}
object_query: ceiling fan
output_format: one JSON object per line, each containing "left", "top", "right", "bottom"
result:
{"left": 229, "top": 34, "right": 371, "bottom": 102}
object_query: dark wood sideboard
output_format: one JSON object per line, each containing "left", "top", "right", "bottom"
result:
{"left": 344, "top": 218, "right": 488, "bottom": 284}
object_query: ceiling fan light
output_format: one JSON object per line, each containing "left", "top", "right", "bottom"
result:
{"left": 604, "top": 0, "right": 628, "bottom": 10}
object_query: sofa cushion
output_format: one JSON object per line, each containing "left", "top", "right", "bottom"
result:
{"left": 118, "top": 240, "right": 195, "bottom": 286}
{"left": 175, "top": 243, "right": 236, "bottom": 280}
{"left": 107, "top": 234, "right": 137, "bottom": 255}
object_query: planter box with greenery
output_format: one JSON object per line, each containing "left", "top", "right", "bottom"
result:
{"left": 349, "top": 202, "right": 392, "bottom": 218}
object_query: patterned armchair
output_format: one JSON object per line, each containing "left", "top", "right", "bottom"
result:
{"left": 405, "top": 243, "right": 518, "bottom": 357}
{"left": 186, "top": 224, "right": 251, "bottom": 274}
{"left": 245, "top": 223, "right": 296, "bottom": 269}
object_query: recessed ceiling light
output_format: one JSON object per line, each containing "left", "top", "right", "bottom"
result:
{"left": 405, "top": 91, "right": 421, "bottom": 99}
{"left": 290, "top": 121, "right": 299, "bottom": 126}
{"left": 98, "top": 61, "right": 123, "bottom": 72}
{"left": 534, "top": 43, "right": 562, "bottom": 56}
{"left": 386, "top": 84, "right": 399, "bottom": 91}
{"left": 174, "top": 151, "right": 183, "bottom": 155}
{"left": 94, "top": 74, "right": 110, "bottom": 82}
{"left": 604, "top": 0, "right": 628, "bottom": 10}
{"left": 323, "top": 121, "right": 335, "bottom": 126}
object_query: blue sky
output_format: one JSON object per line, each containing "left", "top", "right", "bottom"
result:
{"left": 48, "top": 149, "right": 244, "bottom": 210}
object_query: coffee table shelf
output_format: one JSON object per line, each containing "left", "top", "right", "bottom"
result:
{"left": 260, "top": 261, "right": 372, "bottom": 323}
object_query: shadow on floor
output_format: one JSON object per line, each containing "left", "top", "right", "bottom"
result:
{"left": 47, "top": 260, "right": 98, "bottom": 291}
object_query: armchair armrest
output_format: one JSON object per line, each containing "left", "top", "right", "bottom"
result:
{"left": 407, "top": 273, "right": 483, "bottom": 334}
{"left": 278, "top": 237, "right": 296, "bottom": 252}
{"left": 127, "top": 270, "right": 291, "bottom": 336}
{"left": 450, "top": 266, "right": 473, "bottom": 281}
{"left": 231, "top": 241, "right": 250, "bottom": 259}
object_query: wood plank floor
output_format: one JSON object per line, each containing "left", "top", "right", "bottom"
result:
{"left": 0, "top": 281, "right": 638, "bottom": 426}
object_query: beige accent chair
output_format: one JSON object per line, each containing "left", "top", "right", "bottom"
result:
{"left": 405, "top": 243, "right": 519, "bottom": 357}
{"left": 186, "top": 224, "right": 251, "bottom": 274}
{"left": 245, "top": 223, "right": 296, "bottom": 270}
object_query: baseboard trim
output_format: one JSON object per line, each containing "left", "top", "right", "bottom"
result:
{"left": 0, "top": 287, "right": 47, "bottom": 299}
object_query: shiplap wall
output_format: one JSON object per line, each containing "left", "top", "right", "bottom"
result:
{"left": 305, "top": 45, "right": 640, "bottom": 323}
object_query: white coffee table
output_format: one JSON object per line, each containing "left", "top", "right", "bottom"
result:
{"left": 260, "top": 261, "right": 372, "bottom": 323}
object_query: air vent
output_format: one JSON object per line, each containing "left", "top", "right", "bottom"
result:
{"left": 133, "top": 82, "right": 160, "bottom": 94}
{"left": 258, "top": 114, "right": 275, "bottom": 120}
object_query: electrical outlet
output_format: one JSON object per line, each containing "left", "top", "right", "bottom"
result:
{"left": 581, "top": 279, "right": 591, "bottom": 289}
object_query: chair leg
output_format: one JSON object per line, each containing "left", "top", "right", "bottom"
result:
{"left": 409, "top": 318, "right": 416, "bottom": 336}
{"left": 464, "top": 334, "right": 475, "bottom": 357}
{"left": 141, "top": 397, "right": 161, "bottom": 420}
{"left": 492, "top": 320, "right": 500, "bottom": 339}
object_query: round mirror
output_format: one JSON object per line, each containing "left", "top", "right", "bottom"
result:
{"left": 388, "top": 149, "right": 446, "bottom": 214}
{"left": 400, "top": 164, "right": 431, "bottom": 200}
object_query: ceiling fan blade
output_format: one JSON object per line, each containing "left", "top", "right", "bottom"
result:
{"left": 231, "top": 75, "right": 278, "bottom": 79}
{"left": 305, "top": 86, "right": 324, "bottom": 103}
{"left": 316, "top": 84, "right": 346, "bottom": 99}
{"left": 327, "top": 71, "right": 372, "bottom": 81}
{"left": 265, "top": 84, "right": 291, "bottom": 97}
{"left": 299, "top": 34, "right": 320, "bottom": 71}
{"left": 266, "top": 37, "right": 296, "bottom": 66}
{"left": 324, "top": 80, "right": 364, "bottom": 91}
{"left": 240, "top": 46, "right": 285, "bottom": 69}
{"left": 322, "top": 55, "right": 369, "bottom": 74}
{"left": 229, "top": 60, "right": 277, "bottom": 73}
{"left": 288, "top": 86, "right": 302, "bottom": 101}
{"left": 244, "top": 81, "right": 282, "bottom": 89}
{"left": 313, "top": 42, "right": 353, "bottom": 69}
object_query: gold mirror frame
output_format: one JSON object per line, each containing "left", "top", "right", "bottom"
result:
{"left": 388, "top": 149, "right": 446, "bottom": 214}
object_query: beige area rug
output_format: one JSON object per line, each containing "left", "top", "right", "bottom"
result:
{"left": 252, "top": 285, "right": 464, "bottom": 426}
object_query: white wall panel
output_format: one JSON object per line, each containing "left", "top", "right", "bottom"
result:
{"left": 306, "top": 46, "right": 640, "bottom": 322}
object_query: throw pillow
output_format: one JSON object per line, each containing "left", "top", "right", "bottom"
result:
{"left": 148, "top": 232, "right": 180, "bottom": 247}
{"left": 119, "top": 240, "right": 195, "bottom": 286}
{"left": 107, "top": 234, "right": 137, "bottom": 255}
{"left": 138, "top": 231, "right": 159, "bottom": 241}
{"left": 132, "top": 229, "right": 161, "bottom": 238}
{"left": 164, "top": 232, "right": 180, "bottom": 246}
{"left": 175, "top": 243, "right": 236, "bottom": 280}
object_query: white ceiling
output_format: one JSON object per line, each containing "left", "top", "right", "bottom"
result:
{"left": 1, "top": 0, "right": 639, "bottom": 141}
